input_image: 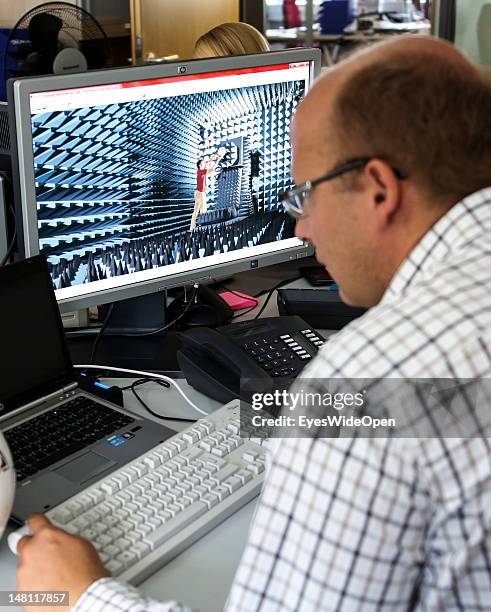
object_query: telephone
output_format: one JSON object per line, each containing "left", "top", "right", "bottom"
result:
{"left": 176, "top": 316, "right": 326, "bottom": 403}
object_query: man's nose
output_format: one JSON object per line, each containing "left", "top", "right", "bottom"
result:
{"left": 295, "top": 216, "right": 311, "bottom": 242}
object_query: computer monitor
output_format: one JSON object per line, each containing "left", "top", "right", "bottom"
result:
{"left": 8, "top": 49, "right": 320, "bottom": 313}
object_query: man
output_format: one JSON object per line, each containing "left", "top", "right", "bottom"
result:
{"left": 190, "top": 148, "right": 225, "bottom": 230}
{"left": 15, "top": 36, "right": 491, "bottom": 610}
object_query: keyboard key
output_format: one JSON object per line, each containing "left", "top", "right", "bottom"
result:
{"left": 205, "top": 456, "right": 226, "bottom": 470}
{"left": 104, "top": 544, "right": 121, "bottom": 557}
{"left": 211, "top": 463, "right": 239, "bottom": 484}
{"left": 52, "top": 508, "right": 73, "bottom": 524}
{"left": 194, "top": 485, "right": 208, "bottom": 497}
{"left": 132, "top": 463, "right": 148, "bottom": 478}
{"left": 106, "top": 560, "right": 124, "bottom": 575}
{"left": 189, "top": 428, "right": 203, "bottom": 440}
{"left": 242, "top": 451, "right": 259, "bottom": 463}
{"left": 169, "top": 438, "right": 187, "bottom": 453}
{"left": 101, "top": 481, "right": 119, "bottom": 496}
{"left": 184, "top": 491, "right": 200, "bottom": 503}
{"left": 93, "top": 523, "right": 109, "bottom": 535}
{"left": 123, "top": 467, "right": 140, "bottom": 483}
{"left": 211, "top": 446, "right": 228, "bottom": 457}
{"left": 135, "top": 524, "right": 153, "bottom": 537}
{"left": 112, "top": 474, "right": 129, "bottom": 489}
{"left": 223, "top": 476, "right": 242, "bottom": 493}
{"left": 236, "top": 469, "right": 253, "bottom": 484}
{"left": 167, "top": 503, "right": 182, "bottom": 517}
{"left": 133, "top": 541, "right": 151, "bottom": 558}
{"left": 114, "top": 537, "right": 132, "bottom": 551}
{"left": 213, "top": 485, "right": 231, "bottom": 502}
{"left": 143, "top": 455, "right": 161, "bottom": 470}
{"left": 117, "top": 550, "right": 138, "bottom": 568}
{"left": 182, "top": 431, "right": 199, "bottom": 444}
{"left": 96, "top": 534, "right": 113, "bottom": 547}
{"left": 199, "top": 440, "right": 216, "bottom": 452}
{"left": 81, "top": 528, "right": 98, "bottom": 540}
{"left": 144, "top": 503, "right": 208, "bottom": 550}
{"left": 78, "top": 495, "right": 95, "bottom": 511}
{"left": 246, "top": 463, "right": 264, "bottom": 475}
{"left": 72, "top": 516, "right": 91, "bottom": 531}
{"left": 107, "top": 527, "right": 124, "bottom": 540}
{"left": 202, "top": 493, "right": 220, "bottom": 509}
{"left": 147, "top": 517, "right": 163, "bottom": 530}
{"left": 200, "top": 421, "right": 215, "bottom": 435}
{"left": 176, "top": 497, "right": 191, "bottom": 509}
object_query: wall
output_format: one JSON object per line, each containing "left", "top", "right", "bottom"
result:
{"left": 454, "top": 0, "right": 491, "bottom": 65}
{"left": 0, "top": 1, "right": 78, "bottom": 28}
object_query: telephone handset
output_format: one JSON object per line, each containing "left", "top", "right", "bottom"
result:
{"left": 176, "top": 316, "right": 326, "bottom": 403}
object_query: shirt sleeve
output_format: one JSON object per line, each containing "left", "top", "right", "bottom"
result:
{"left": 73, "top": 578, "right": 193, "bottom": 612}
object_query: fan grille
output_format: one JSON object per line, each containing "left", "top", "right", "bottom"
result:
{"left": 4, "top": 1, "right": 112, "bottom": 82}
{"left": 0, "top": 104, "right": 10, "bottom": 155}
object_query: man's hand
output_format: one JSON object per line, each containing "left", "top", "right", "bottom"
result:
{"left": 17, "top": 514, "right": 108, "bottom": 612}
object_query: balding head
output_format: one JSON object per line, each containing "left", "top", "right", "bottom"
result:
{"left": 294, "top": 35, "right": 491, "bottom": 204}
{"left": 291, "top": 36, "right": 491, "bottom": 307}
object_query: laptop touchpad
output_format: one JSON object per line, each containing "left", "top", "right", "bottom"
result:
{"left": 54, "top": 452, "right": 115, "bottom": 483}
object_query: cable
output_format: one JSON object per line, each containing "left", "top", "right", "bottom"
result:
{"left": 232, "top": 303, "right": 260, "bottom": 320}
{"left": 73, "top": 364, "right": 209, "bottom": 417}
{"left": 252, "top": 275, "right": 303, "bottom": 320}
{"left": 252, "top": 275, "right": 302, "bottom": 300}
{"left": 118, "top": 378, "right": 165, "bottom": 391}
{"left": 0, "top": 224, "right": 16, "bottom": 267}
{"left": 89, "top": 302, "right": 115, "bottom": 364}
{"left": 0, "top": 171, "right": 17, "bottom": 266}
{"left": 88, "top": 284, "right": 199, "bottom": 364}
{"left": 116, "top": 284, "right": 199, "bottom": 337}
{"left": 128, "top": 379, "right": 196, "bottom": 423}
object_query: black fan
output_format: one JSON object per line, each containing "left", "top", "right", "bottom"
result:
{"left": 4, "top": 2, "right": 113, "bottom": 82}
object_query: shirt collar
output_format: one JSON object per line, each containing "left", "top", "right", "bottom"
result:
{"left": 382, "top": 187, "right": 491, "bottom": 303}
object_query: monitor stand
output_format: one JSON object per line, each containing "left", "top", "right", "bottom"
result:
{"left": 67, "top": 287, "right": 234, "bottom": 371}
{"left": 103, "top": 291, "right": 167, "bottom": 335}
{"left": 103, "top": 286, "right": 234, "bottom": 334}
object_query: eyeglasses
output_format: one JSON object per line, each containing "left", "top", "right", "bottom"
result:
{"left": 280, "top": 157, "right": 406, "bottom": 218}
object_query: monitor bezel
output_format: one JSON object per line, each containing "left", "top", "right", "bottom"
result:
{"left": 8, "top": 48, "right": 320, "bottom": 312}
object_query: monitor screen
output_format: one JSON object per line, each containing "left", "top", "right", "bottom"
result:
{"left": 9, "top": 50, "right": 319, "bottom": 310}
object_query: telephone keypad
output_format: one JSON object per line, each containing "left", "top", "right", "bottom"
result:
{"left": 240, "top": 327, "right": 325, "bottom": 378}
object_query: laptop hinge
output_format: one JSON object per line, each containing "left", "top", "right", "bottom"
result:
{"left": 0, "top": 382, "right": 78, "bottom": 425}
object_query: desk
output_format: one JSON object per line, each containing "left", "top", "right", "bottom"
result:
{"left": 0, "top": 379, "right": 255, "bottom": 612}
{"left": 0, "top": 268, "right": 328, "bottom": 611}
{"left": 266, "top": 26, "right": 431, "bottom": 65}
{"left": 0, "top": 267, "right": 316, "bottom": 611}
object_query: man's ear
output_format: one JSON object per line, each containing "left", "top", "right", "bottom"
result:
{"left": 364, "top": 159, "right": 402, "bottom": 225}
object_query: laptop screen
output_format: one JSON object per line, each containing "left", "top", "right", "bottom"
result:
{"left": 0, "top": 256, "right": 73, "bottom": 419}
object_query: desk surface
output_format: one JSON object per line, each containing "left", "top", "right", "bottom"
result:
{"left": 0, "top": 270, "right": 320, "bottom": 612}
{"left": 0, "top": 378, "right": 255, "bottom": 612}
{"left": 0, "top": 269, "right": 327, "bottom": 611}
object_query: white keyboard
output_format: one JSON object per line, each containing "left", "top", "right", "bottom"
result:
{"left": 11, "top": 400, "right": 266, "bottom": 584}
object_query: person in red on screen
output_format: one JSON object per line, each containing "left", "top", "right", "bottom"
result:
{"left": 190, "top": 147, "right": 226, "bottom": 230}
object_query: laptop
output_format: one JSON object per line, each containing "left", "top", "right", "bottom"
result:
{"left": 0, "top": 255, "right": 176, "bottom": 524}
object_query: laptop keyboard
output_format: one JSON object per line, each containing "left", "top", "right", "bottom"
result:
{"left": 4, "top": 396, "right": 135, "bottom": 482}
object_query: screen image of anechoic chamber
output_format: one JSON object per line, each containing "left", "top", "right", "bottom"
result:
{"left": 29, "top": 67, "right": 306, "bottom": 292}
